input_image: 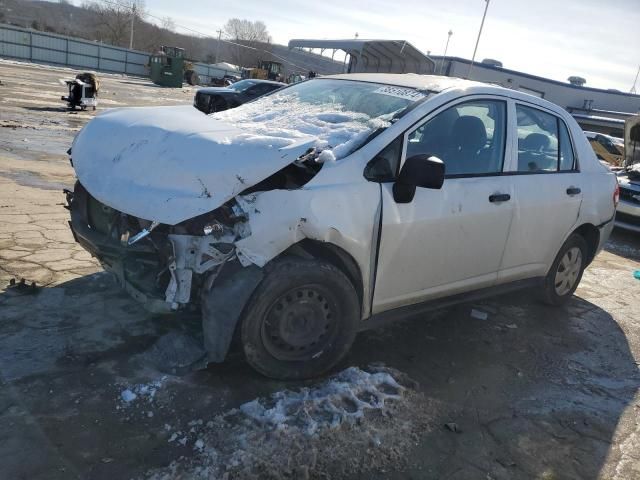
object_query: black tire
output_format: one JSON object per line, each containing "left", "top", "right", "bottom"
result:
{"left": 184, "top": 70, "right": 200, "bottom": 86}
{"left": 541, "top": 234, "right": 588, "bottom": 306}
{"left": 240, "top": 258, "right": 360, "bottom": 380}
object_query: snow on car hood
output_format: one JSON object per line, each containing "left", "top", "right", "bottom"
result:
{"left": 72, "top": 99, "right": 385, "bottom": 225}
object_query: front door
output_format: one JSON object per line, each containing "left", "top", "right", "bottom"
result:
{"left": 372, "top": 98, "right": 515, "bottom": 313}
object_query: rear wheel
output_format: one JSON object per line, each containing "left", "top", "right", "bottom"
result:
{"left": 240, "top": 258, "right": 359, "bottom": 380}
{"left": 541, "top": 234, "right": 588, "bottom": 305}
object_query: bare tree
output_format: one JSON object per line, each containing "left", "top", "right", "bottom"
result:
{"left": 222, "top": 18, "right": 271, "bottom": 67}
{"left": 82, "top": 0, "right": 146, "bottom": 48}
{"left": 223, "top": 18, "right": 271, "bottom": 44}
{"left": 161, "top": 16, "right": 176, "bottom": 32}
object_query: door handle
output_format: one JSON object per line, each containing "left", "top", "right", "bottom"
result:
{"left": 566, "top": 187, "right": 581, "bottom": 196}
{"left": 489, "top": 193, "right": 511, "bottom": 203}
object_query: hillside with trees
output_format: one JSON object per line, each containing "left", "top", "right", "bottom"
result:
{"left": 0, "top": 0, "right": 343, "bottom": 76}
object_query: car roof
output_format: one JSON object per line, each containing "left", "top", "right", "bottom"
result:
{"left": 322, "top": 73, "right": 574, "bottom": 119}
{"left": 238, "top": 79, "right": 286, "bottom": 86}
{"left": 197, "top": 87, "right": 234, "bottom": 94}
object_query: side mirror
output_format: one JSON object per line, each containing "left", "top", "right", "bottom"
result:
{"left": 393, "top": 154, "right": 445, "bottom": 203}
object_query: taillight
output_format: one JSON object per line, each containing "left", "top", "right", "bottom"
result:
{"left": 614, "top": 183, "right": 620, "bottom": 207}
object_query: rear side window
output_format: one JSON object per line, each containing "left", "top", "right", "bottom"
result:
{"left": 516, "top": 104, "right": 576, "bottom": 172}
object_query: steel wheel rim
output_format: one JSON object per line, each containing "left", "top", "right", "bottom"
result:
{"left": 554, "top": 247, "right": 582, "bottom": 296}
{"left": 261, "top": 285, "right": 339, "bottom": 362}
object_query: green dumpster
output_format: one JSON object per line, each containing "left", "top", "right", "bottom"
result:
{"left": 149, "top": 46, "right": 185, "bottom": 88}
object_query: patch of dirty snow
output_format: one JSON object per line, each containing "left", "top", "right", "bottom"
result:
{"left": 212, "top": 93, "right": 392, "bottom": 162}
{"left": 117, "top": 376, "right": 167, "bottom": 408}
{"left": 238, "top": 366, "right": 403, "bottom": 436}
{"left": 145, "top": 365, "right": 434, "bottom": 480}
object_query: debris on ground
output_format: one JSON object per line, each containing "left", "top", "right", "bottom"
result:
{"left": 634, "top": 270, "right": 640, "bottom": 280}
{"left": 6, "top": 278, "right": 39, "bottom": 295}
{"left": 470, "top": 309, "right": 489, "bottom": 320}
{"left": 146, "top": 365, "right": 432, "bottom": 479}
{"left": 137, "top": 331, "right": 207, "bottom": 375}
{"left": 444, "top": 422, "right": 462, "bottom": 433}
{"left": 118, "top": 376, "right": 167, "bottom": 408}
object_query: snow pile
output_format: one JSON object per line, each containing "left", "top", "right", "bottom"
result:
{"left": 239, "top": 367, "right": 403, "bottom": 435}
{"left": 146, "top": 366, "right": 432, "bottom": 480}
{"left": 118, "top": 376, "right": 167, "bottom": 406}
{"left": 212, "top": 93, "right": 392, "bottom": 162}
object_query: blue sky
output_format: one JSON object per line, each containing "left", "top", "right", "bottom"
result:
{"left": 99, "top": 0, "right": 640, "bottom": 91}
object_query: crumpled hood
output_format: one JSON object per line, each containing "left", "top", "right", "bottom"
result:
{"left": 72, "top": 105, "right": 315, "bottom": 225}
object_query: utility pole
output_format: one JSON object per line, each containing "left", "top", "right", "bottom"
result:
{"left": 215, "top": 29, "right": 222, "bottom": 64}
{"left": 466, "top": 0, "right": 490, "bottom": 79}
{"left": 439, "top": 30, "right": 453, "bottom": 75}
{"left": 129, "top": 2, "right": 135, "bottom": 50}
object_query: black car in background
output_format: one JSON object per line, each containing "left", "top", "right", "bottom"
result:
{"left": 193, "top": 79, "right": 286, "bottom": 114}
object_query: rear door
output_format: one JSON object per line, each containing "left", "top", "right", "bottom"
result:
{"left": 372, "top": 97, "right": 515, "bottom": 313}
{"left": 498, "top": 102, "right": 582, "bottom": 282}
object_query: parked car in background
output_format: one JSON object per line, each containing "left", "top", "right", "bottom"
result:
{"left": 584, "top": 131, "right": 624, "bottom": 166}
{"left": 193, "top": 79, "right": 285, "bottom": 114}
{"left": 615, "top": 115, "right": 640, "bottom": 232}
{"left": 67, "top": 74, "right": 618, "bottom": 379}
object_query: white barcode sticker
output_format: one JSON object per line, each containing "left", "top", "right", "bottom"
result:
{"left": 372, "top": 86, "right": 426, "bottom": 101}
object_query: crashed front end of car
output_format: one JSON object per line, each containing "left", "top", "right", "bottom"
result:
{"left": 64, "top": 79, "right": 424, "bottom": 376}
{"left": 64, "top": 99, "right": 342, "bottom": 361}
{"left": 67, "top": 181, "right": 250, "bottom": 314}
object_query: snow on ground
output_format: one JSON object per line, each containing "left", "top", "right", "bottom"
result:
{"left": 145, "top": 365, "right": 432, "bottom": 480}
{"left": 118, "top": 376, "right": 167, "bottom": 407}
{"left": 212, "top": 93, "right": 392, "bottom": 163}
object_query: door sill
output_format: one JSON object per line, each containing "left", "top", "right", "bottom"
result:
{"left": 361, "top": 277, "right": 544, "bottom": 331}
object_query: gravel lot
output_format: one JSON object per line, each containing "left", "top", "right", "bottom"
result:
{"left": 1, "top": 59, "right": 639, "bottom": 480}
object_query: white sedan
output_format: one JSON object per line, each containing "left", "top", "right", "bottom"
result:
{"left": 67, "top": 74, "right": 618, "bottom": 379}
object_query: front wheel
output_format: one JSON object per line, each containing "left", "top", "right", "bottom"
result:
{"left": 541, "top": 234, "right": 588, "bottom": 305}
{"left": 240, "top": 258, "right": 360, "bottom": 380}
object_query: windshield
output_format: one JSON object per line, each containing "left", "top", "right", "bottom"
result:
{"left": 212, "top": 79, "right": 427, "bottom": 162}
{"left": 228, "top": 79, "right": 259, "bottom": 92}
{"left": 272, "top": 79, "right": 424, "bottom": 118}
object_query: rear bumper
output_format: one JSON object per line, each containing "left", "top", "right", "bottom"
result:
{"left": 615, "top": 200, "right": 640, "bottom": 233}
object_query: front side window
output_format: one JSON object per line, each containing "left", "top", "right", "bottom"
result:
{"left": 516, "top": 104, "right": 576, "bottom": 172}
{"left": 406, "top": 99, "right": 507, "bottom": 176}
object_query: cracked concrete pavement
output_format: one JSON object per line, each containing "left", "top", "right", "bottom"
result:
{"left": 1, "top": 59, "right": 639, "bottom": 479}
